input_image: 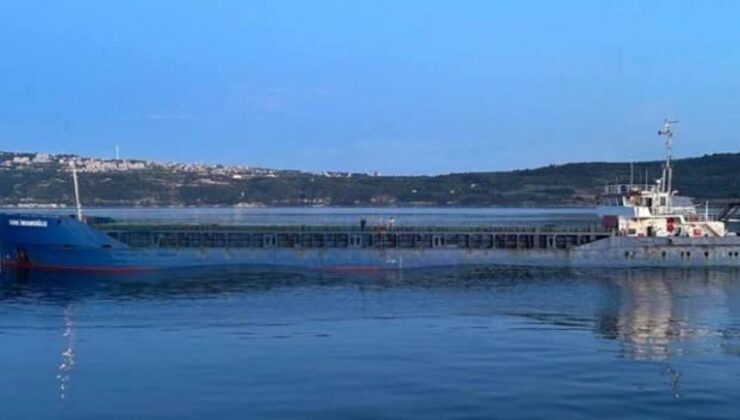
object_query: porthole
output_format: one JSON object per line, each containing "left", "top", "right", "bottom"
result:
{"left": 704, "top": 251, "right": 710, "bottom": 258}
{"left": 661, "top": 251, "right": 667, "bottom": 258}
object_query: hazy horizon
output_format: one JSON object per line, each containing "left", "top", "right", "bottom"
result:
{"left": 2, "top": 1, "right": 739, "bottom": 174}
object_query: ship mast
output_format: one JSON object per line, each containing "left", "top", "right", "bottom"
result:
{"left": 658, "top": 119, "right": 678, "bottom": 209}
{"left": 70, "top": 161, "right": 83, "bottom": 221}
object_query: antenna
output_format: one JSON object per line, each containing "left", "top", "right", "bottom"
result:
{"left": 644, "top": 169, "right": 648, "bottom": 190}
{"left": 70, "top": 161, "right": 83, "bottom": 221}
{"left": 657, "top": 119, "right": 678, "bottom": 208}
{"left": 705, "top": 200, "right": 709, "bottom": 221}
{"left": 629, "top": 137, "right": 635, "bottom": 186}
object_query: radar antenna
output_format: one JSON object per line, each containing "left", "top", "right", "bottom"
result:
{"left": 657, "top": 119, "right": 678, "bottom": 208}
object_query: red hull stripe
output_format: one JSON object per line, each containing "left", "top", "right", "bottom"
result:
{"left": 1, "top": 260, "right": 155, "bottom": 274}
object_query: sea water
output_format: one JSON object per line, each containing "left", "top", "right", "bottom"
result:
{"left": 1, "top": 208, "right": 739, "bottom": 419}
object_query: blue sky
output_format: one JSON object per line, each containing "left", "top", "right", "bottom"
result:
{"left": 1, "top": 0, "right": 739, "bottom": 174}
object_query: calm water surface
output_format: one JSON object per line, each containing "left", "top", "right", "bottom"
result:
{"left": 1, "top": 209, "right": 739, "bottom": 419}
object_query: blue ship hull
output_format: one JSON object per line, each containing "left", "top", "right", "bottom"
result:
{"left": 1, "top": 214, "right": 740, "bottom": 272}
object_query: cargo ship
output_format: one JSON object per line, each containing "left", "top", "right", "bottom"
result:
{"left": 1, "top": 121, "right": 738, "bottom": 272}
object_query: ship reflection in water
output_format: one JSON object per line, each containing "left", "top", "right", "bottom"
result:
{"left": 1, "top": 266, "right": 740, "bottom": 418}
{"left": 57, "top": 304, "right": 76, "bottom": 400}
{"left": 601, "top": 270, "right": 733, "bottom": 361}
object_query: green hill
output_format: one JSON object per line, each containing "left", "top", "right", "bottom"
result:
{"left": 0, "top": 152, "right": 737, "bottom": 207}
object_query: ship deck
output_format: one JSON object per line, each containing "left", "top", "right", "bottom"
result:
{"left": 92, "top": 222, "right": 614, "bottom": 251}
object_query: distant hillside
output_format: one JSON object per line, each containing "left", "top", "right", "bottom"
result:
{"left": 0, "top": 151, "right": 737, "bottom": 207}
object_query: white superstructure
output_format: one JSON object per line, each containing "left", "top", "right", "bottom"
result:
{"left": 596, "top": 120, "right": 727, "bottom": 238}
